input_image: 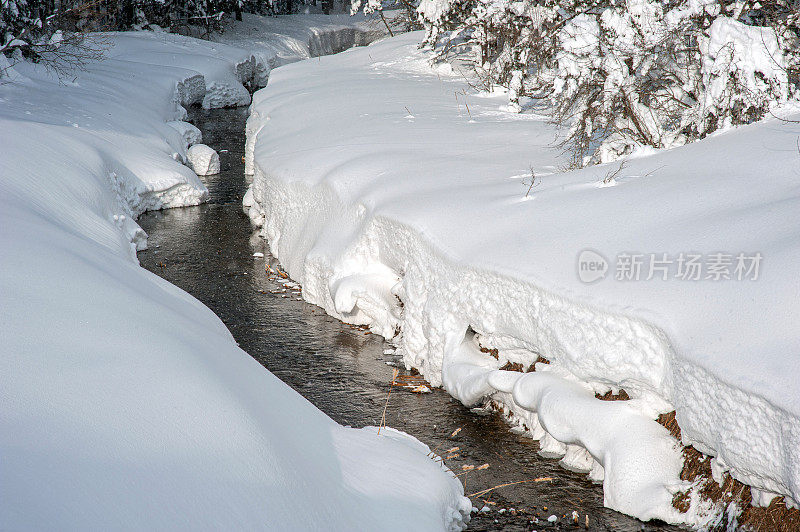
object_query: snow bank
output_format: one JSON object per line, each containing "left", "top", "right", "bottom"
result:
{"left": 216, "top": 12, "right": 385, "bottom": 78}
{"left": 104, "top": 31, "right": 255, "bottom": 108}
{"left": 245, "top": 32, "right": 800, "bottom": 524}
{"left": 1, "top": 20, "right": 470, "bottom": 530}
{"left": 167, "top": 119, "right": 203, "bottom": 146}
{"left": 102, "top": 14, "right": 383, "bottom": 109}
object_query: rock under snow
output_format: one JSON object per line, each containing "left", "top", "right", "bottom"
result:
{"left": 187, "top": 144, "right": 220, "bottom": 175}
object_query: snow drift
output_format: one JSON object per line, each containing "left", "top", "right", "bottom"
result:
{"left": 0, "top": 19, "right": 470, "bottom": 530}
{"left": 244, "top": 32, "right": 800, "bottom": 525}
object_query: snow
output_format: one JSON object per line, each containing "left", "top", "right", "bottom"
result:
{"left": 699, "top": 17, "right": 788, "bottom": 131}
{"left": 212, "top": 12, "right": 386, "bottom": 84}
{"left": 704, "top": 17, "right": 786, "bottom": 99}
{"left": 102, "top": 31, "right": 257, "bottom": 109}
{"left": 244, "top": 31, "right": 800, "bottom": 524}
{"left": 166, "top": 119, "right": 203, "bottom": 146}
{"left": 187, "top": 143, "right": 221, "bottom": 175}
{"left": 0, "top": 17, "right": 470, "bottom": 531}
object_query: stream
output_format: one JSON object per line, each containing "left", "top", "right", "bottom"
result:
{"left": 137, "top": 105, "right": 677, "bottom": 531}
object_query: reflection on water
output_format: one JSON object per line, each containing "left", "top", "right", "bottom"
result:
{"left": 137, "top": 106, "right": 679, "bottom": 531}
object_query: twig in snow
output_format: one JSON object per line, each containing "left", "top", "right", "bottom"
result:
{"left": 467, "top": 476, "right": 552, "bottom": 498}
{"left": 642, "top": 165, "right": 666, "bottom": 178}
{"left": 377, "top": 368, "right": 399, "bottom": 435}
{"left": 525, "top": 165, "right": 539, "bottom": 197}
{"left": 603, "top": 160, "right": 627, "bottom": 184}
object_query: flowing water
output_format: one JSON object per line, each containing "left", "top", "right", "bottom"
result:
{"left": 137, "top": 106, "right": 678, "bottom": 531}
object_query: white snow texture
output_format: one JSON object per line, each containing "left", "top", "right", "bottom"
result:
{"left": 244, "top": 32, "right": 800, "bottom": 525}
{"left": 0, "top": 17, "right": 470, "bottom": 531}
{"left": 188, "top": 143, "right": 221, "bottom": 175}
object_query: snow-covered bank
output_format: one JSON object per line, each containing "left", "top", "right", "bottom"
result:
{"left": 0, "top": 20, "right": 470, "bottom": 530}
{"left": 215, "top": 12, "right": 386, "bottom": 73}
{"left": 102, "top": 13, "right": 384, "bottom": 110}
{"left": 244, "top": 32, "right": 800, "bottom": 525}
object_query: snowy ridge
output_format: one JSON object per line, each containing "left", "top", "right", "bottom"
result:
{"left": 244, "top": 32, "right": 800, "bottom": 525}
{"left": 1, "top": 19, "right": 470, "bottom": 530}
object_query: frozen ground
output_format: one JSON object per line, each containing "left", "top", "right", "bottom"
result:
{"left": 244, "top": 31, "right": 800, "bottom": 526}
{"left": 0, "top": 18, "right": 470, "bottom": 530}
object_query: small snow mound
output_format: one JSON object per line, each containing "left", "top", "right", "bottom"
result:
{"left": 167, "top": 120, "right": 202, "bottom": 147}
{"left": 187, "top": 144, "right": 220, "bottom": 176}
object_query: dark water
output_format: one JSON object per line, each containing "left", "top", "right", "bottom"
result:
{"left": 137, "top": 106, "right": 678, "bottom": 531}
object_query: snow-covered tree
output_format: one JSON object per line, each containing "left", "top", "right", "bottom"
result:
{"left": 1, "top": 0, "right": 106, "bottom": 76}
{"left": 697, "top": 13, "right": 793, "bottom": 135}
{"left": 2, "top": 0, "right": 49, "bottom": 60}
{"left": 417, "top": 0, "right": 800, "bottom": 165}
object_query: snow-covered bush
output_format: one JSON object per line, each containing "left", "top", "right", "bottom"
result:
{"left": 551, "top": 0, "right": 705, "bottom": 164}
{"left": 133, "top": 0, "right": 236, "bottom": 34}
{"left": 419, "top": 0, "right": 557, "bottom": 104}
{"left": 1, "top": 0, "right": 40, "bottom": 61}
{"left": 351, "top": 0, "right": 416, "bottom": 33}
{"left": 697, "top": 15, "right": 791, "bottom": 135}
{"left": 1, "top": 0, "right": 106, "bottom": 76}
{"left": 419, "top": 0, "right": 800, "bottom": 165}
{"left": 0, "top": 0, "right": 265, "bottom": 64}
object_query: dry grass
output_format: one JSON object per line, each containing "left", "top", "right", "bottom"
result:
{"left": 594, "top": 389, "right": 630, "bottom": 401}
{"left": 499, "top": 361, "right": 527, "bottom": 372}
{"left": 427, "top": 427, "right": 462, "bottom": 459}
{"left": 377, "top": 368, "right": 399, "bottom": 435}
{"left": 478, "top": 345, "right": 499, "bottom": 359}
{"left": 437, "top": 338, "right": 797, "bottom": 529}
{"left": 657, "top": 410, "right": 683, "bottom": 440}
{"left": 479, "top": 345, "right": 549, "bottom": 372}
{"left": 392, "top": 374, "right": 429, "bottom": 386}
{"left": 741, "top": 497, "right": 800, "bottom": 531}
{"left": 467, "top": 476, "right": 552, "bottom": 499}
{"left": 392, "top": 373, "right": 431, "bottom": 393}
{"left": 477, "top": 336, "right": 550, "bottom": 371}
{"left": 659, "top": 411, "right": 800, "bottom": 530}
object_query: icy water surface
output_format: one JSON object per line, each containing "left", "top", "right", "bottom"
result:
{"left": 137, "top": 106, "right": 679, "bottom": 531}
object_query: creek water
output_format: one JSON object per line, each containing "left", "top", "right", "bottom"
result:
{"left": 137, "top": 106, "right": 677, "bottom": 531}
